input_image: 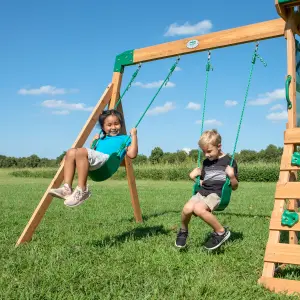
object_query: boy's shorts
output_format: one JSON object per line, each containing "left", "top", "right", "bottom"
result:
{"left": 190, "top": 192, "right": 221, "bottom": 211}
{"left": 86, "top": 148, "right": 109, "bottom": 171}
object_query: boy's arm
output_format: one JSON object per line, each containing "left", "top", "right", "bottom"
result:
{"left": 225, "top": 165, "right": 239, "bottom": 190}
{"left": 189, "top": 167, "right": 202, "bottom": 182}
{"left": 126, "top": 128, "right": 138, "bottom": 159}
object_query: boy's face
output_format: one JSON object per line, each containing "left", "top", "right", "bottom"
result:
{"left": 103, "top": 115, "right": 121, "bottom": 136}
{"left": 201, "top": 143, "right": 221, "bottom": 161}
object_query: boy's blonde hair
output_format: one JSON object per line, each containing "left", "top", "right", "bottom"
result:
{"left": 198, "top": 129, "right": 222, "bottom": 148}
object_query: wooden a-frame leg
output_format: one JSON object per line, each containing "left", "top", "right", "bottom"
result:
{"left": 109, "top": 71, "right": 143, "bottom": 222}
{"left": 16, "top": 84, "right": 114, "bottom": 246}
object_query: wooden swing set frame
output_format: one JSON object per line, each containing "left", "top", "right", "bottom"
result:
{"left": 16, "top": 0, "right": 300, "bottom": 295}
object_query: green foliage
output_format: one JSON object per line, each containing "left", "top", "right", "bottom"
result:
{"left": 10, "top": 163, "right": 289, "bottom": 182}
{"left": 149, "top": 147, "right": 164, "bottom": 164}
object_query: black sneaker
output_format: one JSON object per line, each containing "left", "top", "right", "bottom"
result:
{"left": 175, "top": 229, "right": 188, "bottom": 248}
{"left": 204, "top": 228, "right": 231, "bottom": 250}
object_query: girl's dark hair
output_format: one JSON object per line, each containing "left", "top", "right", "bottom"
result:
{"left": 99, "top": 109, "right": 124, "bottom": 136}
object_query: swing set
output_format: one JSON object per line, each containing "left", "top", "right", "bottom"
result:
{"left": 16, "top": 0, "right": 300, "bottom": 295}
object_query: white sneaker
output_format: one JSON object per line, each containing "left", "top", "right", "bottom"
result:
{"left": 49, "top": 183, "right": 72, "bottom": 200}
{"left": 64, "top": 186, "right": 91, "bottom": 207}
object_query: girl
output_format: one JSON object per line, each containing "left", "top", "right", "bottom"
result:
{"left": 49, "top": 109, "right": 138, "bottom": 207}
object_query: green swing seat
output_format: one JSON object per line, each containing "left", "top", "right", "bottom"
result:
{"left": 88, "top": 152, "right": 122, "bottom": 182}
{"left": 192, "top": 178, "right": 232, "bottom": 212}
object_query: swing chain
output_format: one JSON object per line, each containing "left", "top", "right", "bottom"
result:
{"left": 127, "top": 63, "right": 142, "bottom": 90}
{"left": 165, "top": 56, "right": 180, "bottom": 86}
{"left": 252, "top": 43, "right": 267, "bottom": 67}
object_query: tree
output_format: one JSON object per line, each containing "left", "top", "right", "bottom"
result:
{"left": 56, "top": 151, "right": 66, "bottom": 165}
{"left": 133, "top": 154, "right": 148, "bottom": 165}
{"left": 176, "top": 150, "right": 188, "bottom": 163}
{"left": 149, "top": 147, "right": 163, "bottom": 164}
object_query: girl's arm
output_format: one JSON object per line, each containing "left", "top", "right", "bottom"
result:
{"left": 126, "top": 128, "right": 138, "bottom": 159}
{"left": 90, "top": 134, "right": 100, "bottom": 148}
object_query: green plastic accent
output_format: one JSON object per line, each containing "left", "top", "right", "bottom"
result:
{"left": 88, "top": 152, "right": 121, "bottom": 182}
{"left": 285, "top": 75, "right": 293, "bottom": 109}
{"left": 215, "top": 178, "right": 232, "bottom": 212}
{"left": 114, "top": 50, "right": 134, "bottom": 73}
{"left": 192, "top": 182, "right": 201, "bottom": 195}
{"left": 278, "top": 0, "right": 298, "bottom": 4}
{"left": 291, "top": 151, "right": 300, "bottom": 166}
{"left": 281, "top": 210, "right": 299, "bottom": 227}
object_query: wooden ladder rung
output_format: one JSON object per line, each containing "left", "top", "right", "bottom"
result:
{"left": 259, "top": 277, "right": 300, "bottom": 295}
{"left": 264, "top": 243, "right": 300, "bottom": 265}
{"left": 269, "top": 213, "right": 300, "bottom": 231}
{"left": 275, "top": 182, "right": 300, "bottom": 199}
{"left": 284, "top": 128, "right": 300, "bottom": 144}
{"left": 280, "top": 164, "right": 300, "bottom": 171}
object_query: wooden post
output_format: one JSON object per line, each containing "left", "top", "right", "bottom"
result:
{"left": 16, "top": 84, "right": 114, "bottom": 246}
{"left": 109, "top": 72, "right": 143, "bottom": 222}
{"left": 285, "top": 20, "right": 298, "bottom": 244}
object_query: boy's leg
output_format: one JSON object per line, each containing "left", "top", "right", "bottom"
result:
{"left": 194, "top": 194, "right": 230, "bottom": 250}
{"left": 175, "top": 198, "right": 197, "bottom": 248}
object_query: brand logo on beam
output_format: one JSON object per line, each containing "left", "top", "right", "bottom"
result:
{"left": 186, "top": 40, "right": 199, "bottom": 49}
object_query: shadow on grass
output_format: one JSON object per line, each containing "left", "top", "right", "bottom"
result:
{"left": 126, "top": 210, "right": 181, "bottom": 222}
{"left": 275, "top": 265, "right": 300, "bottom": 279}
{"left": 219, "top": 212, "right": 270, "bottom": 219}
{"left": 90, "top": 225, "right": 170, "bottom": 248}
{"left": 200, "top": 230, "right": 244, "bottom": 255}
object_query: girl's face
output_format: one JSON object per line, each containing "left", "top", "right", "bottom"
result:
{"left": 103, "top": 115, "right": 122, "bottom": 136}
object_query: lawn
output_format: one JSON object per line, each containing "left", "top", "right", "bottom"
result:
{"left": 0, "top": 169, "right": 299, "bottom": 299}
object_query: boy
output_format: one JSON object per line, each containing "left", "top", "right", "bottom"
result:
{"left": 175, "top": 129, "right": 238, "bottom": 250}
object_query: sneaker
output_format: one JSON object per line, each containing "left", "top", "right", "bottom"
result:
{"left": 49, "top": 183, "right": 72, "bottom": 200}
{"left": 204, "top": 228, "right": 231, "bottom": 250}
{"left": 175, "top": 229, "right": 188, "bottom": 248}
{"left": 64, "top": 186, "right": 91, "bottom": 207}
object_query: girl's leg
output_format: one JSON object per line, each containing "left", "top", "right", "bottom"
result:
{"left": 193, "top": 202, "right": 224, "bottom": 232}
{"left": 75, "top": 148, "right": 89, "bottom": 190}
{"left": 64, "top": 148, "right": 77, "bottom": 188}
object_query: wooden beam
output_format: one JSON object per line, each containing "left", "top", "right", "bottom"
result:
{"left": 264, "top": 243, "right": 300, "bottom": 264}
{"left": 259, "top": 277, "right": 300, "bottom": 295}
{"left": 284, "top": 128, "right": 300, "bottom": 144}
{"left": 109, "top": 72, "right": 143, "bottom": 223}
{"left": 133, "top": 19, "right": 285, "bottom": 64}
{"left": 275, "top": 182, "right": 300, "bottom": 198}
{"left": 270, "top": 213, "right": 300, "bottom": 230}
{"left": 16, "top": 84, "right": 114, "bottom": 246}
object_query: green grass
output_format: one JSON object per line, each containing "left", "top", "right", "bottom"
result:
{"left": 0, "top": 168, "right": 299, "bottom": 299}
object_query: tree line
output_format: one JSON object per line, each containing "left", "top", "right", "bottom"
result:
{"left": 0, "top": 144, "right": 284, "bottom": 168}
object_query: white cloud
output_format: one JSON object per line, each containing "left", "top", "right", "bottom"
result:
{"left": 182, "top": 148, "right": 191, "bottom": 154}
{"left": 164, "top": 20, "right": 212, "bottom": 36}
{"left": 270, "top": 104, "right": 285, "bottom": 111}
{"left": 186, "top": 102, "right": 201, "bottom": 110}
{"left": 225, "top": 100, "right": 238, "bottom": 107}
{"left": 41, "top": 100, "right": 93, "bottom": 112}
{"left": 266, "top": 110, "right": 288, "bottom": 121}
{"left": 195, "top": 119, "right": 222, "bottom": 126}
{"left": 52, "top": 110, "right": 70, "bottom": 115}
{"left": 133, "top": 80, "right": 175, "bottom": 88}
{"left": 248, "top": 89, "right": 284, "bottom": 106}
{"left": 18, "top": 85, "right": 79, "bottom": 95}
{"left": 146, "top": 102, "right": 176, "bottom": 116}
{"left": 175, "top": 66, "right": 182, "bottom": 71}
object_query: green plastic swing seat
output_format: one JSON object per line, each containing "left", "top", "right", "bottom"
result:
{"left": 88, "top": 152, "right": 121, "bottom": 182}
{"left": 291, "top": 152, "right": 300, "bottom": 166}
{"left": 192, "top": 177, "right": 232, "bottom": 212}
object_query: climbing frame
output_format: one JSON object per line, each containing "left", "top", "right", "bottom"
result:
{"left": 258, "top": 2, "right": 300, "bottom": 295}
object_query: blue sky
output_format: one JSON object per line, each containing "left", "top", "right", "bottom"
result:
{"left": 0, "top": 0, "right": 295, "bottom": 159}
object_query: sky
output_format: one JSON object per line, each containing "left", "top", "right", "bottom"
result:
{"left": 1, "top": 0, "right": 297, "bottom": 159}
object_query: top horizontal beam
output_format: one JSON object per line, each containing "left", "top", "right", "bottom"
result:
{"left": 131, "top": 18, "right": 285, "bottom": 64}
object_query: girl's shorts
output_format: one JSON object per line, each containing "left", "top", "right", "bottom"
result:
{"left": 86, "top": 148, "right": 109, "bottom": 171}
